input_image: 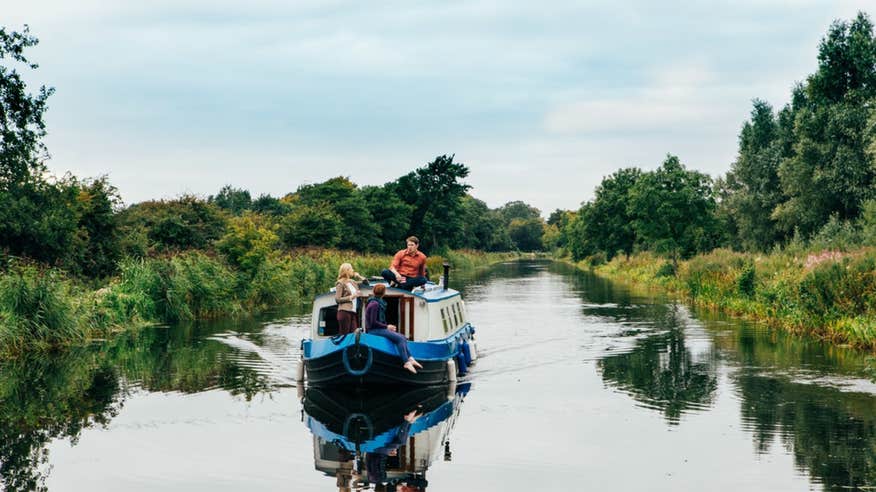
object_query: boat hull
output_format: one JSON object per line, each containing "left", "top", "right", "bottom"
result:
{"left": 302, "top": 325, "right": 475, "bottom": 387}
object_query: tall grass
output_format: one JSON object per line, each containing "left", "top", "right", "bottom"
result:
{"left": 0, "top": 248, "right": 515, "bottom": 356}
{"left": 578, "top": 247, "right": 876, "bottom": 350}
{"left": 0, "top": 263, "right": 85, "bottom": 354}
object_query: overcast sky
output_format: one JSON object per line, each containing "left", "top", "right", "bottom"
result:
{"left": 5, "top": 1, "right": 874, "bottom": 214}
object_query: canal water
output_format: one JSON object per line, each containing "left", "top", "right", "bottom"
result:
{"left": 2, "top": 260, "right": 875, "bottom": 490}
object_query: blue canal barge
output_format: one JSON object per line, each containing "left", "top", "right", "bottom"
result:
{"left": 297, "top": 274, "right": 478, "bottom": 387}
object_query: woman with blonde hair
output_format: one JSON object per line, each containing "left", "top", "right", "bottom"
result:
{"left": 335, "top": 263, "right": 366, "bottom": 335}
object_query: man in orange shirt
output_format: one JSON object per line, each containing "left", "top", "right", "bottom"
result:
{"left": 381, "top": 236, "right": 428, "bottom": 291}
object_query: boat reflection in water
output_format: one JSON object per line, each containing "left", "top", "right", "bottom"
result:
{"left": 301, "top": 383, "right": 471, "bottom": 491}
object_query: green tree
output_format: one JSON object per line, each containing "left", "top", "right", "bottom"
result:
{"left": 495, "top": 201, "right": 545, "bottom": 251}
{"left": 808, "top": 12, "right": 876, "bottom": 104}
{"left": 390, "top": 154, "right": 471, "bottom": 250}
{"left": 458, "top": 195, "right": 512, "bottom": 251}
{"left": 508, "top": 217, "right": 545, "bottom": 252}
{"left": 581, "top": 167, "right": 641, "bottom": 260}
{"left": 544, "top": 209, "right": 575, "bottom": 251}
{"left": 293, "top": 177, "right": 379, "bottom": 251}
{"left": 0, "top": 26, "right": 73, "bottom": 267}
{"left": 117, "top": 196, "right": 226, "bottom": 254}
{"left": 62, "top": 176, "right": 121, "bottom": 277}
{"left": 216, "top": 212, "right": 278, "bottom": 276}
{"left": 721, "top": 100, "right": 787, "bottom": 250}
{"left": 209, "top": 185, "right": 252, "bottom": 215}
{"left": 496, "top": 200, "right": 541, "bottom": 223}
{"left": 564, "top": 206, "right": 596, "bottom": 261}
{"left": 0, "top": 26, "right": 54, "bottom": 188}
{"left": 251, "top": 193, "right": 292, "bottom": 216}
{"left": 547, "top": 209, "right": 571, "bottom": 227}
{"left": 360, "top": 184, "right": 413, "bottom": 252}
{"left": 278, "top": 202, "right": 342, "bottom": 248}
{"left": 773, "top": 13, "right": 876, "bottom": 237}
{"left": 628, "top": 155, "right": 719, "bottom": 266}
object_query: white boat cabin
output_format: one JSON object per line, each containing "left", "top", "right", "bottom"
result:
{"left": 311, "top": 282, "right": 469, "bottom": 342}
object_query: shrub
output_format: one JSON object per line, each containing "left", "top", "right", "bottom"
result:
{"left": 279, "top": 204, "right": 342, "bottom": 249}
{"left": 0, "top": 263, "right": 84, "bottom": 352}
{"left": 737, "top": 262, "right": 756, "bottom": 297}
{"left": 117, "top": 196, "right": 226, "bottom": 254}
{"left": 217, "top": 212, "right": 279, "bottom": 276}
{"left": 656, "top": 262, "right": 676, "bottom": 278}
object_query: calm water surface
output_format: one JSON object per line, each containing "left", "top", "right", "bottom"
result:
{"left": 3, "top": 260, "right": 876, "bottom": 490}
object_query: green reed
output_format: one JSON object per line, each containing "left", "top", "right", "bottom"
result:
{"left": 581, "top": 247, "right": 876, "bottom": 350}
{"left": 0, "top": 248, "right": 515, "bottom": 356}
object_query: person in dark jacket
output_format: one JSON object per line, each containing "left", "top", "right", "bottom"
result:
{"left": 365, "top": 284, "right": 422, "bottom": 374}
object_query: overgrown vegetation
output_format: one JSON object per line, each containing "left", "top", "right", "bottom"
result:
{"left": 5, "top": 12, "right": 876, "bottom": 353}
{"left": 544, "top": 12, "right": 876, "bottom": 349}
{"left": 582, "top": 248, "right": 876, "bottom": 350}
{"left": 0, "top": 249, "right": 516, "bottom": 356}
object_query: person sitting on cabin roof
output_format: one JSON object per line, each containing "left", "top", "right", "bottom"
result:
{"left": 381, "top": 236, "right": 428, "bottom": 291}
{"left": 365, "top": 284, "right": 423, "bottom": 374}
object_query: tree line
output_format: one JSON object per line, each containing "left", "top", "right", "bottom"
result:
{"left": 0, "top": 28, "right": 547, "bottom": 279}
{"left": 550, "top": 12, "right": 876, "bottom": 266}
{"left": 4, "top": 12, "right": 876, "bottom": 280}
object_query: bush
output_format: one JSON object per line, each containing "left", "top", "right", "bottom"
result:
{"left": 0, "top": 263, "right": 84, "bottom": 352}
{"left": 586, "top": 252, "right": 608, "bottom": 267}
{"left": 737, "top": 262, "right": 756, "bottom": 297}
{"left": 216, "top": 213, "right": 279, "bottom": 276}
{"left": 279, "top": 203, "right": 342, "bottom": 249}
{"left": 655, "top": 262, "right": 676, "bottom": 278}
{"left": 117, "top": 196, "right": 227, "bottom": 254}
{"left": 809, "top": 214, "right": 860, "bottom": 251}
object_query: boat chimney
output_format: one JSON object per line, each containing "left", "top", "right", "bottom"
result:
{"left": 442, "top": 263, "right": 450, "bottom": 291}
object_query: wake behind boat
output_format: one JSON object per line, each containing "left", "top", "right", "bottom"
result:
{"left": 296, "top": 265, "right": 478, "bottom": 387}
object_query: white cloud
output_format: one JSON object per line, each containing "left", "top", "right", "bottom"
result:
{"left": 9, "top": 0, "right": 876, "bottom": 215}
{"left": 543, "top": 60, "right": 729, "bottom": 134}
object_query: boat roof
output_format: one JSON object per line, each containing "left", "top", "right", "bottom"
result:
{"left": 316, "top": 280, "right": 461, "bottom": 304}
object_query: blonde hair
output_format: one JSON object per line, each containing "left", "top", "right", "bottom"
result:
{"left": 337, "top": 263, "right": 354, "bottom": 282}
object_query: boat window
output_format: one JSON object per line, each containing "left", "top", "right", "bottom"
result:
{"left": 318, "top": 305, "right": 340, "bottom": 337}
{"left": 452, "top": 303, "right": 460, "bottom": 327}
{"left": 458, "top": 302, "right": 466, "bottom": 323}
{"left": 441, "top": 307, "right": 449, "bottom": 333}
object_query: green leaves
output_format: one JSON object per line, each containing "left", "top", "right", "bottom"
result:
{"left": 627, "top": 155, "right": 719, "bottom": 263}
{"left": 0, "top": 25, "right": 54, "bottom": 188}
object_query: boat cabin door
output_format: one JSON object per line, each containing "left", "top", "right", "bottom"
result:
{"left": 384, "top": 295, "right": 415, "bottom": 340}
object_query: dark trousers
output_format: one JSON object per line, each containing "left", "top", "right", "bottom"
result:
{"left": 381, "top": 269, "right": 427, "bottom": 291}
{"left": 368, "top": 328, "right": 412, "bottom": 362}
{"left": 336, "top": 310, "right": 358, "bottom": 335}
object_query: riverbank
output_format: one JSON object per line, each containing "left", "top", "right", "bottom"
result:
{"left": 0, "top": 249, "right": 518, "bottom": 357}
{"left": 565, "top": 247, "right": 876, "bottom": 351}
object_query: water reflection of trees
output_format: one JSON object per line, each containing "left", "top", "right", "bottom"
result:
{"left": 710, "top": 318, "right": 876, "bottom": 490}
{"left": 597, "top": 305, "right": 718, "bottom": 424}
{"left": 0, "top": 352, "right": 122, "bottom": 491}
{"left": 737, "top": 373, "right": 876, "bottom": 488}
{"left": 0, "top": 323, "right": 276, "bottom": 490}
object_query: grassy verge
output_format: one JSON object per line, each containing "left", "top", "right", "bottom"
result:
{"left": 0, "top": 249, "right": 517, "bottom": 357}
{"left": 565, "top": 248, "right": 876, "bottom": 351}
